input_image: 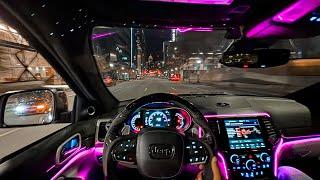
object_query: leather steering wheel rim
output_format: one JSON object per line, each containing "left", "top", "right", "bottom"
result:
{"left": 103, "top": 93, "right": 216, "bottom": 179}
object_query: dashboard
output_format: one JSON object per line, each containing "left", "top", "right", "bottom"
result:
{"left": 95, "top": 95, "right": 319, "bottom": 179}
{"left": 127, "top": 102, "right": 192, "bottom": 133}
{"left": 207, "top": 115, "right": 275, "bottom": 179}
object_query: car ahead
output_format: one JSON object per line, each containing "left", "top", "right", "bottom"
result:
{"left": 0, "top": 1, "right": 320, "bottom": 180}
{"left": 169, "top": 73, "right": 181, "bottom": 81}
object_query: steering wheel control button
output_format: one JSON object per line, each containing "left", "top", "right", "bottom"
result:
{"left": 185, "top": 139, "right": 208, "bottom": 164}
{"left": 112, "top": 138, "right": 137, "bottom": 163}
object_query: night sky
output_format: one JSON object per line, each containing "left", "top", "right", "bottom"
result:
{"left": 144, "top": 29, "right": 171, "bottom": 61}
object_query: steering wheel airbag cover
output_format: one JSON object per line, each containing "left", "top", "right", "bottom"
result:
{"left": 136, "top": 129, "right": 184, "bottom": 178}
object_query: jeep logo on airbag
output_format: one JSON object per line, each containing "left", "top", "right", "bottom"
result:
{"left": 148, "top": 144, "right": 175, "bottom": 159}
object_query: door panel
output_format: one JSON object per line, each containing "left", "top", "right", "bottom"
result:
{"left": 0, "top": 120, "right": 97, "bottom": 179}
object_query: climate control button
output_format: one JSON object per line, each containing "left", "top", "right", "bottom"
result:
{"left": 245, "top": 159, "right": 257, "bottom": 170}
{"left": 230, "top": 154, "right": 240, "bottom": 165}
{"left": 260, "top": 152, "right": 271, "bottom": 163}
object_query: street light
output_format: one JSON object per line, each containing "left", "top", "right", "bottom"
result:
{"left": 109, "top": 63, "right": 114, "bottom": 68}
{"left": 121, "top": 67, "right": 124, "bottom": 70}
{"left": 170, "top": 69, "right": 174, "bottom": 72}
{"left": 174, "top": 67, "right": 178, "bottom": 71}
{"left": 196, "top": 60, "right": 202, "bottom": 64}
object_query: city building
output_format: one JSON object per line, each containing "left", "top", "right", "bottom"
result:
{"left": 0, "top": 19, "right": 64, "bottom": 84}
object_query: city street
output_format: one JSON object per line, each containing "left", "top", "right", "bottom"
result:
{"left": 108, "top": 75, "right": 316, "bottom": 101}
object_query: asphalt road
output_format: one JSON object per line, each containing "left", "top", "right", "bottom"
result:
{"left": 108, "top": 77, "right": 305, "bottom": 101}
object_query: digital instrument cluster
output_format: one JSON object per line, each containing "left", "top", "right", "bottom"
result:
{"left": 128, "top": 107, "right": 191, "bottom": 133}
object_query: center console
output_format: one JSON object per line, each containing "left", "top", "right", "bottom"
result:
{"left": 207, "top": 115, "right": 277, "bottom": 179}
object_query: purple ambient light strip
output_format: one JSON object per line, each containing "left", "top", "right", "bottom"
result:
{"left": 177, "top": 27, "right": 213, "bottom": 33}
{"left": 198, "top": 127, "right": 203, "bottom": 138}
{"left": 217, "top": 152, "right": 229, "bottom": 179}
{"left": 273, "top": 138, "right": 284, "bottom": 177}
{"left": 204, "top": 112, "right": 271, "bottom": 119}
{"left": 247, "top": 0, "right": 320, "bottom": 38}
{"left": 50, "top": 147, "right": 90, "bottom": 180}
{"left": 245, "top": 19, "right": 289, "bottom": 38}
{"left": 91, "top": 32, "right": 116, "bottom": 40}
{"left": 272, "top": 0, "right": 320, "bottom": 24}
{"left": 273, "top": 136, "right": 320, "bottom": 177}
{"left": 145, "top": 0, "right": 233, "bottom": 5}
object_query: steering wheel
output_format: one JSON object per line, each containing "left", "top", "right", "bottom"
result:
{"left": 103, "top": 93, "right": 217, "bottom": 179}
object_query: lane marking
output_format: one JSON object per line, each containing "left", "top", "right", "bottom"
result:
{"left": 0, "top": 128, "right": 21, "bottom": 138}
{"left": 144, "top": 88, "right": 148, "bottom": 92}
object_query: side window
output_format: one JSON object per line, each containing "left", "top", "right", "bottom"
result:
{"left": 0, "top": 20, "right": 74, "bottom": 115}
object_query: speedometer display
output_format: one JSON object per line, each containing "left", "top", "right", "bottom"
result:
{"left": 146, "top": 111, "right": 170, "bottom": 128}
{"left": 175, "top": 113, "right": 185, "bottom": 130}
{"left": 130, "top": 112, "right": 144, "bottom": 133}
{"left": 128, "top": 104, "right": 192, "bottom": 133}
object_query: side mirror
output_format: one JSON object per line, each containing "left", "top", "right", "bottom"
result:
{"left": 220, "top": 49, "right": 290, "bottom": 68}
{"left": 1, "top": 89, "right": 68, "bottom": 126}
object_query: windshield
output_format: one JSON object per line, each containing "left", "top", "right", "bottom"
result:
{"left": 91, "top": 27, "right": 320, "bottom": 101}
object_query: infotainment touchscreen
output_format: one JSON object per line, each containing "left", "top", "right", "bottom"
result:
{"left": 224, "top": 119, "right": 266, "bottom": 150}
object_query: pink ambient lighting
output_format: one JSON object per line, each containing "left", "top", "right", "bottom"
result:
{"left": 51, "top": 147, "right": 90, "bottom": 180}
{"left": 177, "top": 27, "right": 213, "bottom": 33}
{"left": 204, "top": 112, "right": 270, "bottom": 119}
{"left": 50, "top": 147, "right": 103, "bottom": 180}
{"left": 246, "top": 19, "right": 290, "bottom": 38}
{"left": 198, "top": 127, "right": 203, "bottom": 138}
{"left": 272, "top": 0, "right": 320, "bottom": 24}
{"left": 273, "top": 138, "right": 284, "bottom": 177}
{"left": 247, "top": 0, "right": 320, "bottom": 38}
{"left": 273, "top": 136, "right": 320, "bottom": 177}
{"left": 145, "top": 0, "right": 234, "bottom": 5}
{"left": 91, "top": 32, "right": 116, "bottom": 40}
{"left": 217, "top": 152, "right": 229, "bottom": 180}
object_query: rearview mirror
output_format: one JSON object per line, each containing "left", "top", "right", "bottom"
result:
{"left": 3, "top": 90, "right": 55, "bottom": 126}
{"left": 220, "top": 49, "right": 290, "bottom": 68}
